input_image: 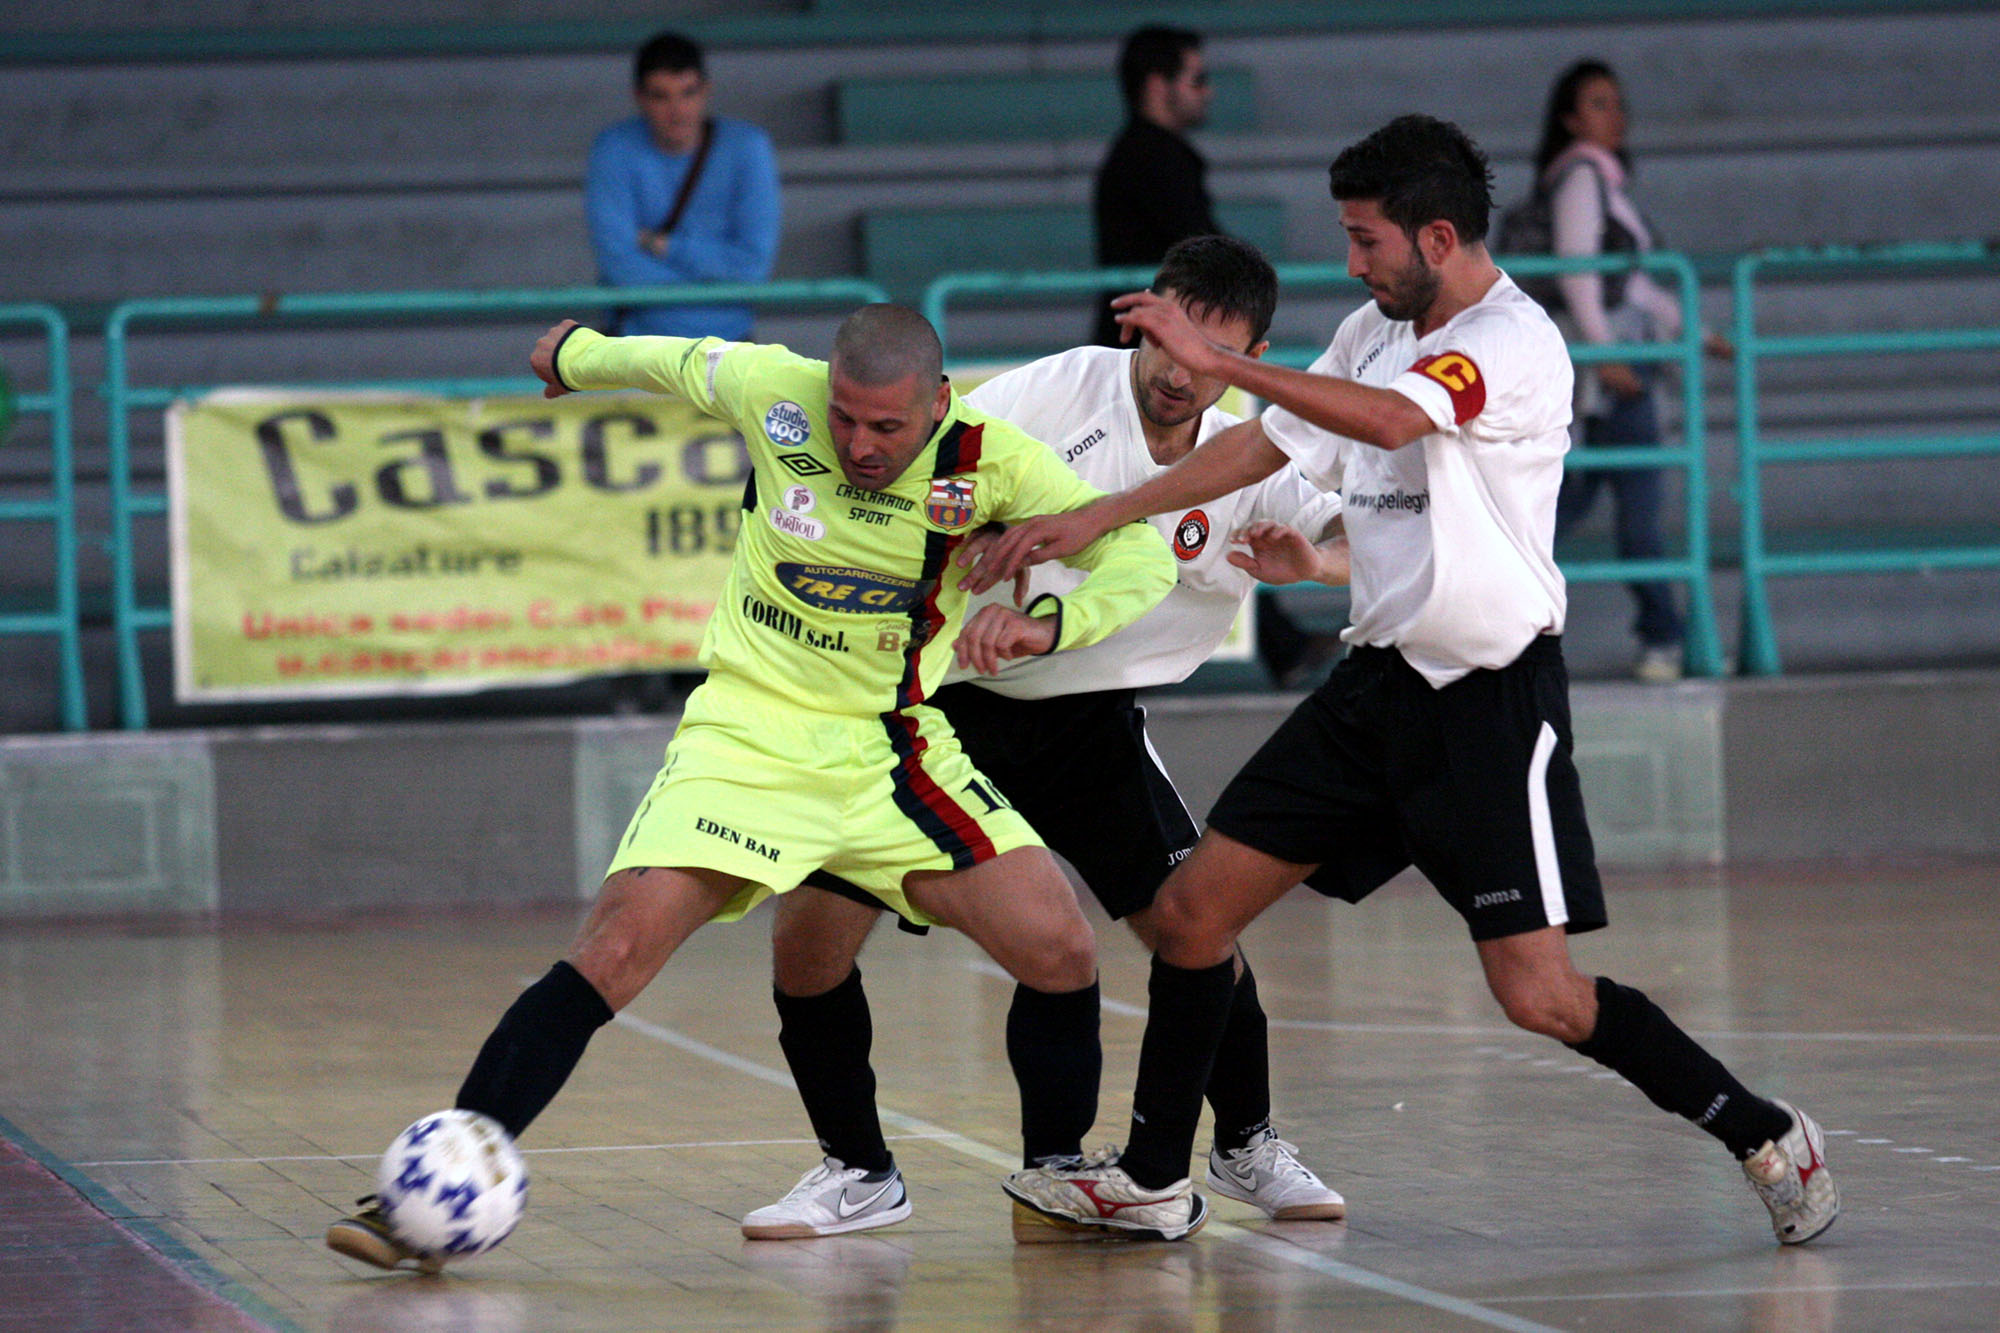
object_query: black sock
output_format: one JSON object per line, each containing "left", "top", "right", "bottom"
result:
{"left": 774, "top": 968, "right": 893, "bottom": 1174}
{"left": 455, "top": 960, "right": 614, "bottom": 1139}
{"left": 1121, "top": 957, "right": 1237, "bottom": 1189}
{"left": 1568, "top": 976, "right": 1792, "bottom": 1159}
{"left": 1007, "top": 980, "right": 1101, "bottom": 1167}
{"left": 1204, "top": 958, "right": 1273, "bottom": 1154}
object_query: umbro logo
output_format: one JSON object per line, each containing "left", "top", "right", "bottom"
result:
{"left": 778, "top": 453, "right": 831, "bottom": 477}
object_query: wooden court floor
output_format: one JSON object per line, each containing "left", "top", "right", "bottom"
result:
{"left": 4, "top": 860, "right": 1999, "bottom": 1331}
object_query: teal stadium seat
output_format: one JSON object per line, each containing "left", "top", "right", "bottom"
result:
{"left": 861, "top": 199, "right": 1286, "bottom": 299}
{"left": 836, "top": 69, "right": 1258, "bottom": 145}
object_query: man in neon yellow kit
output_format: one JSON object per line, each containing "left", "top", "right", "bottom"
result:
{"left": 326, "top": 304, "right": 1176, "bottom": 1270}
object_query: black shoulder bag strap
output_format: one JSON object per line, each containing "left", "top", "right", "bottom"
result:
{"left": 657, "top": 117, "right": 716, "bottom": 237}
{"left": 611, "top": 119, "right": 717, "bottom": 334}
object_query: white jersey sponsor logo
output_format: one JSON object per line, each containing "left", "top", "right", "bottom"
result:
{"left": 764, "top": 400, "right": 812, "bottom": 447}
{"left": 767, "top": 507, "right": 825, "bottom": 540}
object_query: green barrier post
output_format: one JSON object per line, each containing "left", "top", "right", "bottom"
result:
{"left": 0, "top": 304, "right": 85, "bottom": 730}
{"left": 1732, "top": 241, "right": 2000, "bottom": 674}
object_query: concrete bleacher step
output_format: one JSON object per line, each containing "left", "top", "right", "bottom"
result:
{"left": 859, "top": 197, "right": 1287, "bottom": 299}
{"left": 835, "top": 67, "right": 1257, "bottom": 145}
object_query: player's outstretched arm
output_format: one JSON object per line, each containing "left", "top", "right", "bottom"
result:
{"left": 963, "top": 417, "right": 1288, "bottom": 594}
{"left": 1113, "top": 291, "right": 1436, "bottom": 451}
{"left": 537, "top": 322, "right": 736, "bottom": 413}
{"left": 1227, "top": 520, "right": 1350, "bottom": 587}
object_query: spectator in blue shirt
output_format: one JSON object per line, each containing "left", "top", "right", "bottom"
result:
{"left": 585, "top": 32, "right": 782, "bottom": 339}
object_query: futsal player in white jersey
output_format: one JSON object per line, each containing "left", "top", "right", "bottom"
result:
{"left": 743, "top": 236, "right": 1351, "bottom": 1240}
{"left": 987, "top": 116, "right": 1838, "bottom": 1246}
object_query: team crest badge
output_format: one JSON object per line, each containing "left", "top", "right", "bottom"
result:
{"left": 925, "top": 476, "right": 978, "bottom": 530}
{"left": 1172, "top": 509, "right": 1210, "bottom": 560}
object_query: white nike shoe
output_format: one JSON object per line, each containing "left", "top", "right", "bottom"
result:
{"left": 742, "top": 1158, "right": 912, "bottom": 1240}
{"left": 1742, "top": 1100, "right": 1839, "bottom": 1244}
{"left": 1002, "top": 1146, "right": 1207, "bottom": 1242}
{"left": 1207, "top": 1128, "right": 1346, "bottom": 1220}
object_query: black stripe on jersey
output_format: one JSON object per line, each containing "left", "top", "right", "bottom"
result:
{"left": 889, "top": 418, "right": 985, "bottom": 712}
{"left": 741, "top": 470, "right": 757, "bottom": 513}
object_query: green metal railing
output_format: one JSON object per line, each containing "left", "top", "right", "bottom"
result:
{"left": 102, "top": 278, "right": 888, "bottom": 729}
{"left": 0, "top": 304, "right": 86, "bottom": 731}
{"left": 1732, "top": 241, "right": 2000, "bottom": 675}
{"left": 923, "top": 252, "right": 1724, "bottom": 676}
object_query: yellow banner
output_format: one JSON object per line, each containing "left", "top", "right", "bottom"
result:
{"left": 167, "top": 390, "right": 748, "bottom": 701}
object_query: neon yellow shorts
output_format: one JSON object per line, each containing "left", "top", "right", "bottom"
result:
{"left": 605, "top": 677, "right": 1041, "bottom": 925}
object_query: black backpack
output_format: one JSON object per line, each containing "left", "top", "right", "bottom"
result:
{"left": 1494, "top": 160, "right": 1637, "bottom": 314}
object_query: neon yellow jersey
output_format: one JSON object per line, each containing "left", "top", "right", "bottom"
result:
{"left": 554, "top": 329, "right": 1174, "bottom": 717}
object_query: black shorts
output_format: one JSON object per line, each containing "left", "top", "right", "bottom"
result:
{"left": 927, "top": 681, "right": 1199, "bottom": 919}
{"left": 1206, "top": 636, "right": 1608, "bottom": 942}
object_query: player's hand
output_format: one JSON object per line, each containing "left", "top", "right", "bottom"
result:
{"left": 1227, "top": 521, "right": 1328, "bottom": 585}
{"left": 531, "top": 319, "right": 581, "bottom": 399}
{"left": 960, "top": 506, "right": 1111, "bottom": 593}
{"left": 952, "top": 604, "right": 1057, "bottom": 675}
{"left": 1110, "top": 290, "right": 1226, "bottom": 377}
{"left": 1598, "top": 362, "right": 1646, "bottom": 399}
{"left": 952, "top": 523, "right": 1030, "bottom": 606}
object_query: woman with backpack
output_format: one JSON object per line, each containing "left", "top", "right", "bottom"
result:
{"left": 1533, "top": 60, "right": 1721, "bottom": 683}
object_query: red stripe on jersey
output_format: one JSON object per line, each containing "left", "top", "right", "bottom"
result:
{"left": 1409, "top": 351, "right": 1487, "bottom": 424}
{"left": 882, "top": 709, "right": 998, "bottom": 866}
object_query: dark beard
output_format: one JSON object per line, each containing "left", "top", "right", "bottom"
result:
{"left": 1374, "top": 255, "right": 1441, "bottom": 323}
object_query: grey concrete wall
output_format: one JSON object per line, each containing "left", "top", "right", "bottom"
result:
{"left": 1722, "top": 671, "right": 2000, "bottom": 860}
{"left": 7, "top": 668, "right": 1993, "bottom": 919}
{"left": 209, "top": 720, "right": 581, "bottom": 913}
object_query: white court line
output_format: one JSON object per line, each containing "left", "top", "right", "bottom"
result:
{"left": 74, "top": 1134, "right": 949, "bottom": 1170}
{"left": 970, "top": 961, "right": 2000, "bottom": 1175}
{"left": 610, "top": 1010, "right": 1016, "bottom": 1166}
{"left": 613, "top": 1006, "right": 1559, "bottom": 1333}
{"left": 1486, "top": 1277, "right": 2000, "bottom": 1304}
{"left": 964, "top": 957, "right": 1145, "bottom": 1017}
{"left": 964, "top": 960, "right": 2000, "bottom": 1044}
{"left": 1270, "top": 1017, "right": 2000, "bottom": 1044}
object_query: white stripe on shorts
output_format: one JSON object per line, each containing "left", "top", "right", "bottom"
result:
{"left": 1526, "top": 721, "right": 1568, "bottom": 928}
{"left": 1136, "top": 704, "right": 1197, "bottom": 830}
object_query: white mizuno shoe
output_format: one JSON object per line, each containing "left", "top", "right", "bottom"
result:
{"left": 1742, "top": 1100, "right": 1839, "bottom": 1244}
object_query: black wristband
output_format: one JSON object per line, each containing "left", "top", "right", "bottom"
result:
{"left": 550, "top": 322, "right": 588, "bottom": 393}
{"left": 1024, "top": 593, "right": 1064, "bottom": 655}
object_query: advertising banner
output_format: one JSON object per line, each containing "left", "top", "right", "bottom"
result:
{"left": 168, "top": 390, "right": 747, "bottom": 701}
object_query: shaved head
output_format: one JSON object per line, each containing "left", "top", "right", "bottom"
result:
{"left": 825, "top": 305, "right": 952, "bottom": 490}
{"left": 830, "top": 304, "right": 944, "bottom": 393}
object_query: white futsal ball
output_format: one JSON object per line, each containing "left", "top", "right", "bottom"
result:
{"left": 376, "top": 1109, "right": 528, "bottom": 1262}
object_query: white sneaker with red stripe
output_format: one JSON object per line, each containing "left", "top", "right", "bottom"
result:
{"left": 1742, "top": 1099, "right": 1839, "bottom": 1244}
{"left": 1002, "top": 1147, "right": 1207, "bottom": 1242}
